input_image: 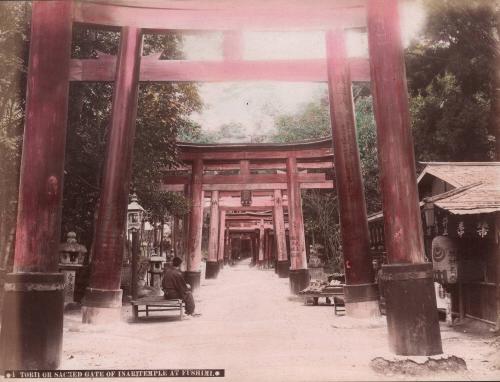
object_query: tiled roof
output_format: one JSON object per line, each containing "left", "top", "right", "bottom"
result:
{"left": 420, "top": 162, "right": 500, "bottom": 215}
{"left": 417, "top": 162, "right": 500, "bottom": 188}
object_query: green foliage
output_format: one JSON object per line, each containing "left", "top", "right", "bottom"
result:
{"left": 187, "top": 122, "right": 248, "bottom": 143}
{"left": 270, "top": 85, "right": 380, "bottom": 269}
{"left": 410, "top": 73, "right": 491, "bottom": 161}
{"left": 0, "top": 2, "right": 29, "bottom": 269}
{"left": 62, "top": 27, "right": 201, "bottom": 247}
{"left": 406, "top": 0, "right": 496, "bottom": 161}
{"left": 273, "top": 97, "right": 331, "bottom": 142}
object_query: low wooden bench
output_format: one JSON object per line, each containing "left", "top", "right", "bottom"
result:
{"left": 131, "top": 296, "right": 184, "bottom": 320}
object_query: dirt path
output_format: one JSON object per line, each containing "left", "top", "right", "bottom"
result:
{"left": 60, "top": 260, "right": 499, "bottom": 381}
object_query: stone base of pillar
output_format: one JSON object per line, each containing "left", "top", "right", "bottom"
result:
{"left": 276, "top": 260, "right": 289, "bottom": 278}
{"left": 82, "top": 288, "right": 122, "bottom": 324}
{"left": 183, "top": 271, "right": 201, "bottom": 291}
{"left": 205, "top": 261, "right": 219, "bottom": 279}
{"left": 218, "top": 260, "right": 224, "bottom": 270}
{"left": 344, "top": 283, "right": 380, "bottom": 318}
{"left": 289, "top": 269, "right": 310, "bottom": 294}
{"left": 0, "top": 273, "right": 64, "bottom": 371}
{"left": 346, "top": 300, "right": 381, "bottom": 318}
{"left": 382, "top": 263, "right": 442, "bottom": 356}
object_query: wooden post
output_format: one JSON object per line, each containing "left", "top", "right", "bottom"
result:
{"left": 258, "top": 220, "right": 265, "bottom": 267}
{"left": 82, "top": 27, "right": 143, "bottom": 324}
{"left": 206, "top": 190, "right": 220, "bottom": 279}
{"left": 0, "top": 1, "right": 72, "bottom": 370}
{"left": 495, "top": 213, "right": 500, "bottom": 332}
{"left": 181, "top": 184, "right": 190, "bottom": 266}
{"left": 227, "top": 233, "right": 232, "bottom": 265}
{"left": 268, "top": 232, "right": 275, "bottom": 268}
{"left": 131, "top": 230, "right": 140, "bottom": 300}
{"left": 326, "top": 29, "right": 379, "bottom": 318}
{"left": 286, "top": 157, "right": 309, "bottom": 293}
{"left": 273, "top": 190, "right": 289, "bottom": 277}
{"left": 185, "top": 159, "right": 204, "bottom": 290}
{"left": 217, "top": 210, "right": 227, "bottom": 267}
{"left": 250, "top": 235, "right": 255, "bottom": 265}
{"left": 367, "top": 0, "right": 442, "bottom": 355}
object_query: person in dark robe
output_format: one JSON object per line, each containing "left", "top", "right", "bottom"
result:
{"left": 162, "top": 257, "right": 197, "bottom": 316}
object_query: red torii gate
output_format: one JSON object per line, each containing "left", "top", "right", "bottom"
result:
{"left": 163, "top": 139, "right": 334, "bottom": 291}
{"left": 0, "top": 0, "right": 442, "bottom": 371}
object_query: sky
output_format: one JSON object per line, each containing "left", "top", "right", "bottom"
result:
{"left": 180, "top": 1, "right": 426, "bottom": 142}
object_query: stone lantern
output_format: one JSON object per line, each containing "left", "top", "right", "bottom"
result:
{"left": 127, "top": 193, "right": 145, "bottom": 240}
{"left": 148, "top": 256, "right": 165, "bottom": 288}
{"left": 59, "top": 232, "right": 87, "bottom": 305}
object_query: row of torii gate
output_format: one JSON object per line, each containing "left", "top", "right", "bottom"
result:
{"left": 166, "top": 139, "right": 335, "bottom": 291}
{"left": 0, "top": 0, "right": 443, "bottom": 372}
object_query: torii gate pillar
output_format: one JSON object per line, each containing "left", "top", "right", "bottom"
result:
{"left": 185, "top": 159, "right": 204, "bottom": 290}
{"left": 206, "top": 190, "right": 220, "bottom": 279}
{"left": 82, "top": 27, "right": 143, "bottom": 324}
{"left": 287, "top": 157, "right": 309, "bottom": 293}
{"left": 273, "top": 190, "right": 289, "bottom": 277}
{"left": 0, "top": 1, "right": 72, "bottom": 370}
{"left": 326, "top": 30, "right": 379, "bottom": 318}
{"left": 367, "top": 0, "right": 442, "bottom": 355}
{"left": 217, "top": 210, "right": 227, "bottom": 267}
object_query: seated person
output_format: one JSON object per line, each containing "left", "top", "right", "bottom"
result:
{"left": 161, "top": 257, "right": 197, "bottom": 316}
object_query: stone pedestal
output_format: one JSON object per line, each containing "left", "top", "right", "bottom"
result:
{"left": 184, "top": 271, "right": 201, "bottom": 291}
{"left": 205, "top": 261, "right": 219, "bottom": 279}
{"left": 82, "top": 288, "right": 123, "bottom": 324}
{"left": 289, "top": 269, "right": 310, "bottom": 294}
{"left": 382, "top": 263, "right": 442, "bottom": 355}
{"left": 59, "top": 266, "right": 82, "bottom": 305}
{"left": 276, "top": 261, "right": 289, "bottom": 278}
{"left": 344, "top": 283, "right": 380, "bottom": 318}
{"left": 0, "top": 273, "right": 64, "bottom": 370}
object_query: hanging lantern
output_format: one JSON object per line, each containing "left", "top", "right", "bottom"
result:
{"left": 241, "top": 190, "right": 252, "bottom": 206}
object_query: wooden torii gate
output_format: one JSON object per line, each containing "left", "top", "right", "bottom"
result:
{"left": 162, "top": 139, "right": 334, "bottom": 292}
{"left": 0, "top": 0, "right": 442, "bottom": 371}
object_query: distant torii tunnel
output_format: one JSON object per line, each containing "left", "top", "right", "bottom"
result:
{"left": 0, "top": 0, "right": 443, "bottom": 372}
{"left": 162, "top": 139, "right": 335, "bottom": 292}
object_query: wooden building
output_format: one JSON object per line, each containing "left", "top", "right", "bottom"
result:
{"left": 369, "top": 162, "right": 500, "bottom": 325}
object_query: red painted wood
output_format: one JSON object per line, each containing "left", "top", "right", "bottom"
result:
{"left": 73, "top": 1, "right": 366, "bottom": 31}
{"left": 187, "top": 159, "right": 204, "bottom": 272}
{"left": 13, "top": 1, "right": 73, "bottom": 272}
{"left": 160, "top": 180, "right": 334, "bottom": 192}
{"left": 88, "top": 27, "right": 143, "bottom": 290}
{"left": 367, "top": 0, "right": 425, "bottom": 264}
{"left": 258, "top": 220, "right": 265, "bottom": 262}
{"left": 77, "top": 0, "right": 366, "bottom": 12}
{"left": 207, "top": 190, "right": 219, "bottom": 263}
{"left": 163, "top": 173, "right": 326, "bottom": 185}
{"left": 273, "top": 190, "right": 288, "bottom": 263}
{"left": 69, "top": 57, "right": 370, "bottom": 83}
{"left": 181, "top": 147, "right": 332, "bottom": 161}
{"left": 223, "top": 31, "right": 243, "bottom": 60}
{"left": 170, "top": 160, "right": 334, "bottom": 171}
{"left": 286, "top": 157, "right": 307, "bottom": 270}
{"left": 326, "top": 30, "right": 373, "bottom": 285}
{"left": 217, "top": 210, "right": 226, "bottom": 262}
{"left": 263, "top": 228, "right": 270, "bottom": 264}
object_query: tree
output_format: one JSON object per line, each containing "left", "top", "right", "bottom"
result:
{"left": 406, "top": 0, "right": 497, "bottom": 161}
{"left": 0, "top": 2, "right": 29, "bottom": 270}
{"left": 62, "top": 27, "right": 201, "bottom": 248}
{"left": 270, "top": 85, "right": 380, "bottom": 269}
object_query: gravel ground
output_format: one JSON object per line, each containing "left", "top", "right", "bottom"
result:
{"left": 55, "top": 259, "right": 500, "bottom": 382}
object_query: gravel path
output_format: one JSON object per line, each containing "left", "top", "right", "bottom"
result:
{"left": 60, "top": 259, "right": 500, "bottom": 381}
